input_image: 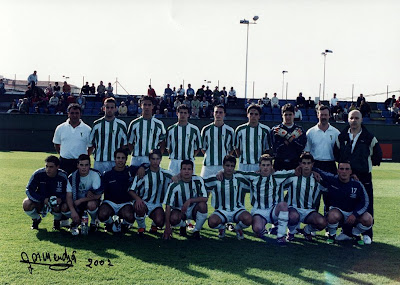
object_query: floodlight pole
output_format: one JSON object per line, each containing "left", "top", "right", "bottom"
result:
{"left": 282, "top": 71, "right": 288, "bottom": 101}
{"left": 321, "top": 49, "right": 333, "bottom": 101}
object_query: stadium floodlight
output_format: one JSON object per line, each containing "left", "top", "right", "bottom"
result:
{"left": 321, "top": 49, "right": 333, "bottom": 101}
{"left": 240, "top": 16, "right": 259, "bottom": 101}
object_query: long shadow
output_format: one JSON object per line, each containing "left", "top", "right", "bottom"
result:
{"left": 36, "top": 227, "right": 400, "bottom": 284}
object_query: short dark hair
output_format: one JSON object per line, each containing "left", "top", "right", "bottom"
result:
{"left": 181, "top": 159, "right": 193, "bottom": 169}
{"left": 45, "top": 155, "right": 60, "bottom": 166}
{"left": 259, "top": 154, "right": 273, "bottom": 164}
{"left": 299, "top": 152, "right": 314, "bottom": 163}
{"left": 214, "top": 105, "right": 226, "bottom": 113}
{"left": 104, "top": 97, "right": 116, "bottom": 106}
{"left": 247, "top": 104, "right": 262, "bottom": 115}
{"left": 78, "top": 154, "right": 91, "bottom": 163}
{"left": 114, "top": 147, "right": 129, "bottom": 159}
{"left": 282, "top": 103, "right": 295, "bottom": 114}
{"left": 223, "top": 155, "right": 236, "bottom": 166}
{"left": 318, "top": 105, "right": 331, "bottom": 115}
{"left": 149, "top": 149, "right": 162, "bottom": 160}
{"left": 67, "top": 103, "right": 82, "bottom": 113}
{"left": 177, "top": 104, "right": 189, "bottom": 112}
{"left": 338, "top": 160, "right": 351, "bottom": 168}
{"left": 141, "top": 96, "right": 154, "bottom": 105}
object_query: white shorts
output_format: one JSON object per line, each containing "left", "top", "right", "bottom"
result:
{"left": 94, "top": 161, "right": 115, "bottom": 175}
{"left": 289, "top": 207, "right": 317, "bottom": 223}
{"left": 200, "top": 165, "right": 223, "bottom": 178}
{"left": 251, "top": 205, "right": 278, "bottom": 224}
{"left": 168, "top": 159, "right": 196, "bottom": 175}
{"left": 173, "top": 203, "right": 196, "bottom": 220}
{"left": 329, "top": 206, "right": 353, "bottom": 223}
{"left": 212, "top": 208, "right": 246, "bottom": 223}
{"left": 102, "top": 200, "right": 133, "bottom": 215}
{"left": 133, "top": 200, "right": 162, "bottom": 216}
{"left": 238, "top": 163, "right": 259, "bottom": 172}
{"left": 130, "top": 156, "right": 149, "bottom": 167}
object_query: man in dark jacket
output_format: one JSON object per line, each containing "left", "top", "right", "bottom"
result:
{"left": 334, "top": 110, "right": 382, "bottom": 244}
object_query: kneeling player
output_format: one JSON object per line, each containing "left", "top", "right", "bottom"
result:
{"left": 62, "top": 154, "right": 103, "bottom": 235}
{"left": 205, "top": 155, "right": 252, "bottom": 240}
{"left": 283, "top": 153, "right": 327, "bottom": 241}
{"left": 314, "top": 161, "right": 373, "bottom": 245}
{"left": 237, "top": 154, "right": 295, "bottom": 244}
{"left": 163, "top": 160, "right": 208, "bottom": 240}
{"left": 22, "top": 156, "right": 68, "bottom": 230}
{"left": 129, "top": 149, "right": 173, "bottom": 237}
{"left": 98, "top": 148, "right": 145, "bottom": 233}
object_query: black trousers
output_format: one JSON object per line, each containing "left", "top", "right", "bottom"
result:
{"left": 314, "top": 160, "right": 337, "bottom": 213}
{"left": 60, "top": 157, "right": 78, "bottom": 176}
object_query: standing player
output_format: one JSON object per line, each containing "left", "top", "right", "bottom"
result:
{"left": 163, "top": 160, "right": 208, "bottom": 240}
{"left": 200, "top": 105, "right": 235, "bottom": 178}
{"left": 313, "top": 161, "right": 373, "bottom": 245}
{"left": 235, "top": 104, "right": 271, "bottom": 171}
{"left": 62, "top": 154, "right": 103, "bottom": 235}
{"left": 166, "top": 104, "right": 202, "bottom": 175}
{"left": 334, "top": 109, "right": 382, "bottom": 244}
{"left": 238, "top": 154, "right": 295, "bottom": 244}
{"left": 22, "top": 156, "right": 68, "bottom": 230}
{"left": 89, "top": 98, "right": 128, "bottom": 174}
{"left": 97, "top": 148, "right": 145, "bottom": 233}
{"left": 271, "top": 103, "right": 307, "bottom": 171}
{"left": 205, "top": 155, "right": 252, "bottom": 240}
{"left": 304, "top": 105, "right": 339, "bottom": 174}
{"left": 129, "top": 149, "right": 173, "bottom": 237}
{"left": 53, "top": 103, "right": 91, "bottom": 175}
{"left": 283, "top": 153, "right": 327, "bottom": 241}
{"left": 127, "top": 96, "right": 166, "bottom": 167}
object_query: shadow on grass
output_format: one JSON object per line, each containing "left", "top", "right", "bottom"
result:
{"left": 36, "top": 227, "right": 400, "bottom": 284}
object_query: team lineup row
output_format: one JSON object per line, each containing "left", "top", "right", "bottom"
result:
{"left": 23, "top": 96, "right": 382, "bottom": 245}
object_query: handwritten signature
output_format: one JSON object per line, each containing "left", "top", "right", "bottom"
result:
{"left": 20, "top": 248, "right": 76, "bottom": 274}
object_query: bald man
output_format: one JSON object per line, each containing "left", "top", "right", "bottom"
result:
{"left": 334, "top": 109, "right": 382, "bottom": 244}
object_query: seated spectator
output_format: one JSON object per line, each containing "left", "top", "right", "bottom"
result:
{"left": 244, "top": 99, "right": 252, "bottom": 109}
{"left": 359, "top": 99, "right": 371, "bottom": 118}
{"left": 191, "top": 96, "right": 200, "bottom": 118}
{"left": 389, "top": 103, "right": 399, "bottom": 118}
{"left": 173, "top": 97, "right": 182, "bottom": 111}
{"left": 62, "top": 81, "right": 71, "bottom": 99}
{"left": 199, "top": 97, "right": 209, "bottom": 111}
{"left": 55, "top": 98, "right": 67, "bottom": 115}
{"left": 196, "top": 85, "right": 205, "bottom": 100}
{"left": 204, "top": 86, "right": 213, "bottom": 101}
{"left": 81, "top": 82, "right": 90, "bottom": 95}
{"left": 296, "top": 92, "right": 306, "bottom": 108}
{"left": 177, "top": 84, "right": 185, "bottom": 100}
{"left": 228, "top": 87, "right": 237, "bottom": 106}
{"left": 394, "top": 109, "right": 400, "bottom": 124}
{"left": 53, "top": 82, "right": 61, "bottom": 97}
{"left": 212, "top": 86, "right": 220, "bottom": 101}
{"left": 384, "top": 95, "right": 396, "bottom": 110}
{"left": 67, "top": 93, "right": 76, "bottom": 105}
{"left": 315, "top": 100, "right": 323, "bottom": 113}
{"left": 154, "top": 109, "right": 163, "bottom": 119}
{"left": 118, "top": 101, "right": 128, "bottom": 116}
{"left": 97, "top": 81, "right": 106, "bottom": 100}
{"left": 220, "top": 87, "right": 228, "bottom": 99}
{"left": 163, "top": 108, "right": 169, "bottom": 118}
{"left": 7, "top": 100, "right": 18, "bottom": 113}
{"left": 257, "top": 99, "right": 264, "bottom": 108}
{"left": 356, "top": 93, "right": 364, "bottom": 108}
{"left": 262, "top": 93, "right": 270, "bottom": 107}
{"left": 165, "top": 97, "right": 173, "bottom": 112}
{"left": 271, "top": 93, "right": 280, "bottom": 108}
{"left": 332, "top": 101, "right": 344, "bottom": 121}
{"left": 127, "top": 100, "right": 138, "bottom": 116}
{"left": 48, "top": 94, "right": 59, "bottom": 107}
{"left": 76, "top": 93, "right": 86, "bottom": 110}
{"left": 19, "top": 98, "right": 30, "bottom": 114}
{"left": 343, "top": 104, "right": 349, "bottom": 121}
{"left": 199, "top": 105, "right": 210, "bottom": 118}
{"left": 0, "top": 79, "right": 6, "bottom": 95}
{"left": 147, "top": 85, "right": 156, "bottom": 98}
{"left": 294, "top": 106, "right": 302, "bottom": 121}
{"left": 305, "top": 97, "right": 315, "bottom": 109}
{"left": 106, "top": 82, "right": 114, "bottom": 97}
{"left": 172, "top": 87, "right": 177, "bottom": 100}
{"left": 349, "top": 103, "right": 357, "bottom": 112}
{"left": 164, "top": 84, "right": 173, "bottom": 101}
{"left": 330, "top": 93, "right": 338, "bottom": 107}
{"left": 45, "top": 84, "right": 53, "bottom": 98}
{"left": 183, "top": 96, "right": 191, "bottom": 110}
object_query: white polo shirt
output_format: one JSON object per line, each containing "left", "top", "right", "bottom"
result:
{"left": 304, "top": 124, "right": 340, "bottom": 161}
{"left": 53, "top": 119, "right": 92, "bottom": 159}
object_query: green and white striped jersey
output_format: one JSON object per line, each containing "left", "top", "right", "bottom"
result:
{"left": 238, "top": 170, "right": 295, "bottom": 209}
{"left": 283, "top": 175, "right": 322, "bottom": 210}
{"left": 127, "top": 117, "right": 166, "bottom": 157}
{"left": 89, "top": 117, "right": 128, "bottom": 162}
{"left": 166, "top": 123, "right": 202, "bottom": 160}
{"left": 201, "top": 123, "right": 235, "bottom": 166}
{"left": 163, "top": 175, "right": 207, "bottom": 208}
{"left": 234, "top": 123, "right": 272, "bottom": 164}
{"left": 204, "top": 174, "right": 250, "bottom": 212}
{"left": 130, "top": 168, "right": 173, "bottom": 204}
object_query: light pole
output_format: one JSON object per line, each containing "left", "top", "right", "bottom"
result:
{"left": 240, "top": 15, "right": 259, "bottom": 101}
{"left": 321, "top": 49, "right": 333, "bottom": 101}
{"left": 282, "top": 70, "right": 288, "bottom": 101}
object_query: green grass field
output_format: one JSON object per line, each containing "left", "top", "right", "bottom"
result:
{"left": 1, "top": 151, "right": 399, "bottom": 284}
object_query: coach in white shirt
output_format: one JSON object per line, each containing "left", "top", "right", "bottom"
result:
{"left": 304, "top": 105, "right": 339, "bottom": 174}
{"left": 53, "top": 103, "right": 92, "bottom": 175}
